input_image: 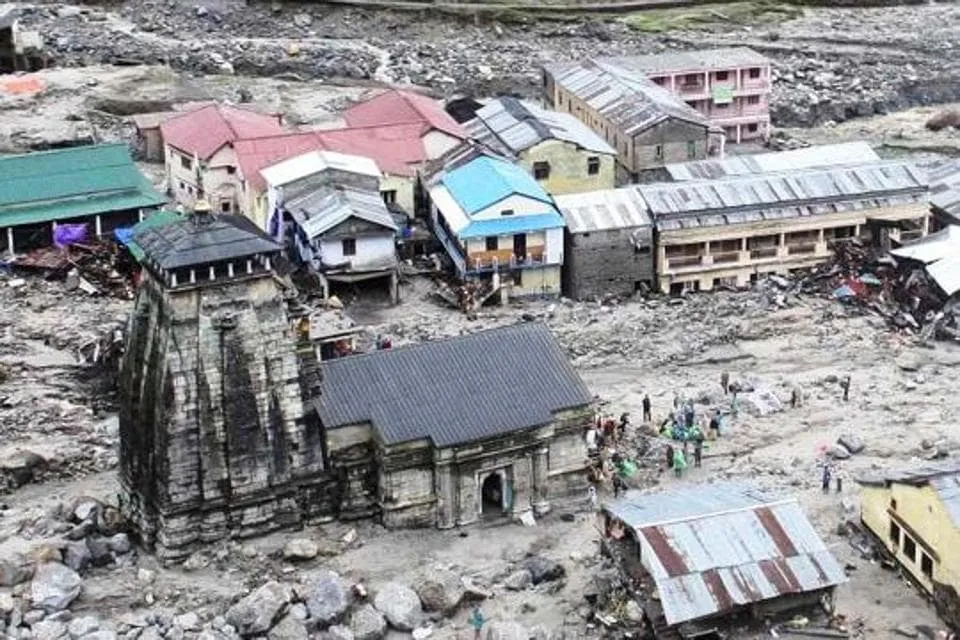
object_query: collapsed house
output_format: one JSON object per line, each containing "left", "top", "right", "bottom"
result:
{"left": 118, "top": 208, "right": 593, "bottom": 558}
{"left": 857, "top": 462, "right": 960, "bottom": 629}
{"left": 600, "top": 484, "right": 846, "bottom": 639}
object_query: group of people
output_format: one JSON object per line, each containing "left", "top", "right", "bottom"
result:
{"left": 821, "top": 459, "right": 846, "bottom": 494}
{"left": 585, "top": 411, "right": 639, "bottom": 504}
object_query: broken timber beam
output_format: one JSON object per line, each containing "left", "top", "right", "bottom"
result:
{"left": 780, "top": 629, "right": 850, "bottom": 639}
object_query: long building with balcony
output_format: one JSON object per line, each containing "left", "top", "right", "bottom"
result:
{"left": 637, "top": 161, "right": 930, "bottom": 294}
{"left": 564, "top": 48, "right": 772, "bottom": 145}
{"left": 426, "top": 154, "right": 565, "bottom": 297}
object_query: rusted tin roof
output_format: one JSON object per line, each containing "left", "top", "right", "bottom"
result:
{"left": 602, "top": 483, "right": 846, "bottom": 627}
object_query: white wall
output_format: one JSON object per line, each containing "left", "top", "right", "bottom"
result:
{"left": 423, "top": 130, "right": 462, "bottom": 160}
{"left": 472, "top": 194, "right": 556, "bottom": 221}
{"left": 545, "top": 227, "right": 564, "bottom": 266}
{"left": 318, "top": 234, "right": 396, "bottom": 270}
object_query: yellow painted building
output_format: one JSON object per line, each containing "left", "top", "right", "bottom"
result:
{"left": 464, "top": 97, "right": 617, "bottom": 196}
{"left": 858, "top": 463, "right": 960, "bottom": 627}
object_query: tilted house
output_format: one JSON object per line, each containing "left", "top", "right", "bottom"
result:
{"left": 857, "top": 461, "right": 960, "bottom": 628}
{"left": 0, "top": 143, "right": 165, "bottom": 254}
{"left": 160, "top": 104, "right": 284, "bottom": 214}
{"left": 465, "top": 96, "right": 617, "bottom": 195}
{"left": 316, "top": 322, "right": 594, "bottom": 528}
{"left": 601, "top": 484, "right": 846, "bottom": 637}
{"left": 427, "top": 155, "right": 566, "bottom": 297}
{"left": 543, "top": 58, "right": 722, "bottom": 183}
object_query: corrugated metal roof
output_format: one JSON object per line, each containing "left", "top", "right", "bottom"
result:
{"left": 928, "top": 160, "right": 960, "bottom": 220}
{"left": 666, "top": 142, "right": 881, "bottom": 181}
{"left": 344, "top": 89, "right": 466, "bottom": 141}
{"left": 286, "top": 186, "right": 397, "bottom": 239}
{"left": 459, "top": 212, "right": 565, "bottom": 239}
{"left": 316, "top": 322, "right": 593, "bottom": 447}
{"left": 890, "top": 225, "right": 960, "bottom": 265}
{"left": 642, "top": 161, "right": 928, "bottom": 230}
{"left": 857, "top": 461, "right": 960, "bottom": 529}
{"left": 0, "top": 144, "right": 166, "bottom": 227}
{"left": 261, "top": 150, "right": 381, "bottom": 189}
{"left": 441, "top": 155, "right": 555, "bottom": 214}
{"left": 603, "top": 483, "right": 846, "bottom": 627}
{"left": 605, "top": 47, "right": 770, "bottom": 76}
{"left": 555, "top": 186, "right": 652, "bottom": 234}
{"left": 134, "top": 213, "right": 281, "bottom": 270}
{"left": 545, "top": 59, "right": 711, "bottom": 137}
{"left": 467, "top": 97, "right": 615, "bottom": 157}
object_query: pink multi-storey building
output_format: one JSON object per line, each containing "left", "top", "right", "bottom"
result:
{"left": 606, "top": 48, "right": 772, "bottom": 144}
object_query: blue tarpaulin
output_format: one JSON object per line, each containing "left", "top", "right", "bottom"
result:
{"left": 833, "top": 284, "right": 856, "bottom": 299}
{"left": 53, "top": 223, "right": 89, "bottom": 248}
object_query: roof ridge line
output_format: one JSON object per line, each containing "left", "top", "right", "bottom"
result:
{"left": 631, "top": 496, "right": 796, "bottom": 530}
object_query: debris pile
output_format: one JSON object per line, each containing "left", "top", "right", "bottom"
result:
{"left": 11, "top": 240, "right": 138, "bottom": 299}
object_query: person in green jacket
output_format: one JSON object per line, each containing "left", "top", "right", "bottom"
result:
{"left": 673, "top": 448, "right": 687, "bottom": 478}
{"left": 470, "top": 607, "right": 486, "bottom": 640}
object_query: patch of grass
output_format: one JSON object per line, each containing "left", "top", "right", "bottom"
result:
{"left": 622, "top": 1, "right": 802, "bottom": 33}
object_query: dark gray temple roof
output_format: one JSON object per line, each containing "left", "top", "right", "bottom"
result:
{"left": 316, "top": 322, "right": 593, "bottom": 447}
{"left": 134, "top": 212, "right": 281, "bottom": 270}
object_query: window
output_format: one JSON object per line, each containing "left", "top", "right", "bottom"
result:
{"left": 500, "top": 209, "right": 515, "bottom": 217}
{"left": 684, "top": 73, "right": 699, "bottom": 84}
{"left": 221, "top": 201, "right": 231, "bottom": 213}
{"left": 226, "top": 166, "right": 236, "bottom": 175}
{"left": 180, "top": 155, "right": 192, "bottom": 170}
{"left": 654, "top": 145, "right": 663, "bottom": 160}
{"left": 747, "top": 95, "right": 761, "bottom": 105}
{"left": 749, "top": 67, "right": 761, "bottom": 79}
{"left": 382, "top": 190, "right": 397, "bottom": 205}
{"left": 533, "top": 161, "right": 550, "bottom": 180}
{"left": 903, "top": 535, "right": 917, "bottom": 563}
{"left": 747, "top": 123, "right": 759, "bottom": 133}
{"left": 485, "top": 236, "right": 498, "bottom": 251}
{"left": 889, "top": 521, "right": 901, "bottom": 546}
{"left": 714, "top": 102, "right": 729, "bottom": 110}
{"left": 687, "top": 141, "right": 697, "bottom": 159}
{"left": 716, "top": 71, "right": 729, "bottom": 81}
{"left": 587, "top": 157, "right": 600, "bottom": 175}
{"left": 921, "top": 552, "right": 933, "bottom": 578}
{"left": 342, "top": 238, "right": 357, "bottom": 256}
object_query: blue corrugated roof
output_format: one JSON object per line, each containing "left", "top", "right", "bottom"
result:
{"left": 441, "top": 156, "right": 553, "bottom": 214}
{"left": 459, "top": 212, "right": 564, "bottom": 239}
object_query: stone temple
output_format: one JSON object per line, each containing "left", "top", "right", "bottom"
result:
{"left": 119, "top": 205, "right": 594, "bottom": 561}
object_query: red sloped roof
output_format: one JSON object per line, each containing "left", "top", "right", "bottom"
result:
{"left": 234, "top": 132, "right": 326, "bottom": 192}
{"left": 160, "top": 104, "right": 285, "bottom": 160}
{"left": 316, "top": 124, "right": 428, "bottom": 177}
{"left": 342, "top": 90, "right": 466, "bottom": 141}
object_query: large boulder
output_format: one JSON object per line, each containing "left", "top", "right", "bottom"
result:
{"left": 373, "top": 583, "right": 422, "bottom": 631}
{"left": 503, "top": 570, "right": 532, "bottom": 591}
{"left": 303, "top": 570, "right": 350, "bottom": 627}
{"left": 31, "top": 619, "right": 68, "bottom": 640}
{"left": 322, "top": 626, "right": 354, "bottom": 640}
{"left": 413, "top": 568, "right": 465, "bottom": 614}
{"left": 68, "top": 616, "right": 101, "bottom": 637}
{"left": 267, "top": 614, "right": 308, "bottom": 640}
{"left": 31, "top": 562, "right": 82, "bottom": 611}
{"left": 349, "top": 604, "right": 386, "bottom": 640}
{"left": 520, "top": 556, "right": 565, "bottom": 585}
{"left": 62, "top": 542, "right": 92, "bottom": 574}
{"left": 225, "top": 581, "right": 292, "bottom": 637}
{"left": 0, "top": 556, "right": 32, "bottom": 586}
{"left": 485, "top": 622, "right": 528, "bottom": 640}
{"left": 837, "top": 434, "right": 865, "bottom": 455}
{"left": 283, "top": 539, "right": 319, "bottom": 562}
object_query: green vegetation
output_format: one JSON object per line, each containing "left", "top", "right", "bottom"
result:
{"left": 622, "top": 1, "right": 802, "bottom": 33}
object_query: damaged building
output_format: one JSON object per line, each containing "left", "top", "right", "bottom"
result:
{"left": 600, "top": 483, "right": 847, "bottom": 639}
{"left": 0, "top": 5, "right": 44, "bottom": 73}
{"left": 119, "top": 213, "right": 593, "bottom": 559}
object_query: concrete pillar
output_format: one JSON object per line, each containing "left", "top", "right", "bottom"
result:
{"left": 816, "top": 228, "right": 828, "bottom": 255}
{"left": 389, "top": 270, "right": 399, "bottom": 306}
{"left": 435, "top": 463, "right": 455, "bottom": 529}
{"left": 227, "top": 262, "right": 235, "bottom": 278}
{"left": 208, "top": 266, "right": 215, "bottom": 280}
{"left": 736, "top": 124, "right": 742, "bottom": 144}
{"left": 531, "top": 447, "right": 550, "bottom": 516}
{"left": 139, "top": 210, "right": 145, "bottom": 222}
{"left": 701, "top": 242, "right": 714, "bottom": 266}
{"left": 923, "top": 215, "right": 930, "bottom": 236}
{"left": 777, "top": 233, "right": 788, "bottom": 258}
{"left": 189, "top": 269, "right": 196, "bottom": 284}
{"left": 95, "top": 215, "right": 102, "bottom": 237}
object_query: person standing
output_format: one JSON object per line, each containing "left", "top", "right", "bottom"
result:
{"left": 665, "top": 444, "right": 675, "bottom": 470}
{"left": 720, "top": 371, "right": 730, "bottom": 395}
{"left": 790, "top": 387, "right": 799, "bottom": 409}
{"left": 841, "top": 375, "right": 851, "bottom": 402}
{"left": 821, "top": 462, "right": 832, "bottom": 494}
{"left": 673, "top": 448, "right": 687, "bottom": 478}
{"left": 835, "top": 462, "right": 844, "bottom": 493}
{"left": 469, "top": 607, "right": 486, "bottom": 640}
{"left": 642, "top": 394, "right": 652, "bottom": 423}
{"left": 708, "top": 410, "right": 721, "bottom": 439}
{"left": 694, "top": 433, "right": 704, "bottom": 468}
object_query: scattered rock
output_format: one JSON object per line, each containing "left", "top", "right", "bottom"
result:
{"left": 174, "top": 612, "right": 200, "bottom": 631}
{"left": 267, "top": 614, "right": 308, "bottom": 640}
{"left": 0, "top": 557, "right": 32, "bottom": 586}
{"left": 926, "top": 109, "right": 960, "bottom": 132}
{"left": 373, "top": 583, "right": 422, "bottom": 631}
{"left": 283, "top": 539, "right": 318, "bottom": 562}
{"left": 837, "top": 434, "right": 865, "bottom": 455}
{"left": 303, "top": 570, "right": 350, "bottom": 627}
{"left": 30, "top": 562, "right": 82, "bottom": 611}
{"left": 70, "top": 497, "right": 103, "bottom": 524}
{"left": 349, "top": 604, "right": 387, "bottom": 640}
{"left": 62, "top": 542, "right": 92, "bottom": 574}
{"left": 107, "top": 533, "right": 131, "bottom": 555}
{"left": 323, "top": 625, "right": 354, "bottom": 640}
{"left": 0, "top": 450, "right": 47, "bottom": 488}
{"left": 413, "top": 568, "right": 464, "bottom": 614}
{"left": 485, "top": 622, "right": 528, "bottom": 640}
{"left": 225, "top": 581, "right": 293, "bottom": 637}
{"left": 293, "top": 13, "right": 313, "bottom": 28}
{"left": 32, "top": 619, "right": 68, "bottom": 640}
{"left": 68, "top": 616, "right": 101, "bottom": 637}
{"left": 503, "top": 570, "right": 532, "bottom": 591}
{"left": 829, "top": 444, "right": 852, "bottom": 460}
{"left": 896, "top": 353, "right": 922, "bottom": 372}
{"left": 520, "top": 556, "right": 565, "bottom": 585}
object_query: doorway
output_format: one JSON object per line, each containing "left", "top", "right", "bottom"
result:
{"left": 481, "top": 472, "right": 504, "bottom": 515}
{"left": 513, "top": 233, "right": 526, "bottom": 261}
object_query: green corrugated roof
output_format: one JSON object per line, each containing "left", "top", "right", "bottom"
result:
{"left": 0, "top": 144, "right": 167, "bottom": 227}
{"left": 126, "top": 210, "right": 183, "bottom": 262}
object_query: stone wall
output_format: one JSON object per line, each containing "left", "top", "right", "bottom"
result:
{"left": 562, "top": 227, "right": 654, "bottom": 300}
{"left": 119, "top": 270, "right": 334, "bottom": 561}
{"left": 631, "top": 119, "right": 709, "bottom": 173}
